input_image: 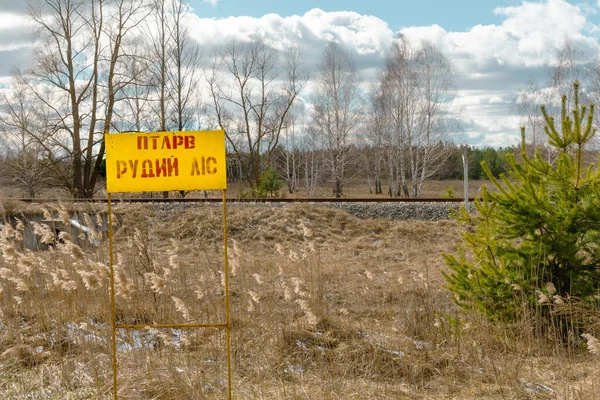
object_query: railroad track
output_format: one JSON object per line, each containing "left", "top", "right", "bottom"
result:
{"left": 6, "top": 197, "right": 475, "bottom": 204}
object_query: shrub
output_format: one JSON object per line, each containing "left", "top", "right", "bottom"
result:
{"left": 256, "top": 165, "right": 282, "bottom": 198}
{"left": 444, "top": 83, "right": 600, "bottom": 324}
{"left": 441, "top": 185, "right": 456, "bottom": 199}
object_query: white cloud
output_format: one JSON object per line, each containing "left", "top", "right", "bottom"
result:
{"left": 2, "top": 1, "right": 599, "bottom": 147}
{"left": 0, "top": 12, "right": 35, "bottom": 76}
{"left": 0, "top": 12, "right": 35, "bottom": 49}
{"left": 187, "top": 8, "right": 393, "bottom": 68}
{"left": 181, "top": 2, "right": 600, "bottom": 147}
{"left": 0, "top": 12, "right": 32, "bottom": 30}
{"left": 395, "top": 0, "right": 600, "bottom": 146}
{"left": 400, "top": 0, "right": 598, "bottom": 71}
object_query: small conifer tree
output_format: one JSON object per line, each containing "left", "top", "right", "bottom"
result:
{"left": 255, "top": 165, "right": 282, "bottom": 198}
{"left": 444, "top": 83, "right": 600, "bottom": 322}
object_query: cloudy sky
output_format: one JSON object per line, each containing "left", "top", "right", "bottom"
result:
{"left": 2, "top": 0, "right": 600, "bottom": 147}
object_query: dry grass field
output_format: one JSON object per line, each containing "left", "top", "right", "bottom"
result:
{"left": 189, "top": 179, "right": 491, "bottom": 200}
{"left": 0, "top": 200, "right": 598, "bottom": 399}
{"left": 0, "top": 179, "right": 490, "bottom": 200}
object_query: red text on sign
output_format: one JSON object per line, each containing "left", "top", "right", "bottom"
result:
{"left": 137, "top": 135, "right": 196, "bottom": 150}
{"left": 116, "top": 158, "right": 179, "bottom": 179}
{"left": 191, "top": 156, "right": 218, "bottom": 176}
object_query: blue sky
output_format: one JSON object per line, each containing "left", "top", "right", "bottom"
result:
{"left": 2, "top": 0, "right": 600, "bottom": 147}
{"left": 177, "top": 0, "right": 600, "bottom": 146}
{"left": 190, "top": 0, "right": 519, "bottom": 31}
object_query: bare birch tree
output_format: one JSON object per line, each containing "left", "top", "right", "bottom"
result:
{"left": 301, "top": 126, "right": 322, "bottom": 198}
{"left": 208, "top": 40, "right": 306, "bottom": 188}
{"left": 410, "top": 41, "right": 455, "bottom": 197}
{"left": 366, "top": 81, "right": 387, "bottom": 195}
{"left": 147, "top": 0, "right": 170, "bottom": 132}
{"left": 20, "top": 0, "right": 147, "bottom": 197}
{"left": 119, "top": 42, "right": 154, "bottom": 132}
{"left": 378, "top": 38, "right": 455, "bottom": 197}
{"left": 381, "top": 38, "right": 418, "bottom": 197}
{"left": 516, "top": 79, "right": 550, "bottom": 157}
{"left": 167, "top": 0, "right": 201, "bottom": 132}
{"left": 142, "top": 0, "right": 201, "bottom": 197}
{"left": 0, "top": 84, "right": 54, "bottom": 197}
{"left": 551, "top": 37, "right": 587, "bottom": 109}
{"left": 279, "top": 106, "right": 303, "bottom": 194}
{"left": 312, "top": 42, "right": 360, "bottom": 198}
{"left": 518, "top": 38, "right": 591, "bottom": 155}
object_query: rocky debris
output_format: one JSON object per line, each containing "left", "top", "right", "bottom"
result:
{"left": 519, "top": 378, "right": 554, "bottom": 396}
{"left": 141, "top": 201, "right": 474, "bottom": 221}
{"left": 326, "top": 202, "right": 471, "bottom": 221}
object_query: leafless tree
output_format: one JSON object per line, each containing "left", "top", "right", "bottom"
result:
{"left": 515, "top": 79, "right": 551, "bottom": 157}
{"left": 551, "top": 37, "right": 587, "bottom": 109}
{"left": 366, "top": 80, "right": 387, "bottom": 195}
{"left": 587, "top": 61, "right": 600, "bottom": 108}
{"left": 140, "top": 0, "right": 203, "bottom": 197}
{"left": 518, "top": 37, "right": 592, "bottom": 155}
{"left": 164, "top": 0, "right": 203, "bottom": 197}
{"left": 410, "top": 41, "right": 455, "bottom": 197}
{"left": 146, "top": 0, "right": 170, "bottom": 132}
{"left": 516, "top": 80, "right": 544, "bottom": 146}
{"left": 312, "top": 42, "right": 361, "bottom": 198}
{"left": 377, "top": 38, "right": 455, "bottom": 198}
{"left": 167, "top": 0, "right": 201, "bottom": 132}
{"left": 279, "top": 105, "right": 303, "bottom": 194}
{"left": 302, "top": 126, "right": 323, "bottom": 198}
{"left": 208, "top": 40, "right": 306, "bottom": 188}
{"left": 0, "top": 85, "right": 53, "bottom": 197}
{"left": 584, "top": 55, "right": 600, "bottom": 153}
{"left": 381, "top": 38, "right": 418, "bottom": 197}
{"left": 20, "top": 0, "right": 147, "bottom": 197}
{"left": 101, "top": 0, "right": 151, "bottom": 173}
{"left": 118, "top": 42, "right": 154, "bottom": 132}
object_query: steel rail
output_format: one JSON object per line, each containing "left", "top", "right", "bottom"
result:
{"left": 4, "top": 197, "right": 476, "bottom": 204}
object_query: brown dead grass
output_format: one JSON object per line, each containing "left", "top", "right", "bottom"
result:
{"left": 0, "top": 202, "right": 598, "bottom": 399}
{"left": 0, "top": 178, "right": 493, "bottom": 201}
{"left": 224, "top": 179, "right": 492, "bottom": 199}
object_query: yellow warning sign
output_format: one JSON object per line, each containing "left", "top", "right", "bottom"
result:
{"left": 105, "top": 130, "right": 226, "bottom": 193}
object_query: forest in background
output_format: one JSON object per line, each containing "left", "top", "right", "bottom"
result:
{"left": 0, "top": 0, "right": 598, "bottom": 199}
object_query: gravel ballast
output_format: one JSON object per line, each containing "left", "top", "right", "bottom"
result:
{"left": 150, "top": 201, "right": 473, "bottom": 221}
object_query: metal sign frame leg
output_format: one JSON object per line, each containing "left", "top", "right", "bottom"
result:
{"left": 107, "top": 190, "right": 232, "bottom": 399}
{"left": 108, "top": 193, "right": 118, "bottom": 399}
{"left": 223, "top": 188, "right": 232, "bottom": 400}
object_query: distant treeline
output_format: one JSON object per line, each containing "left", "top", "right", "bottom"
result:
{"left": 434, "top": 146, "right": 514, "bottom": 180}
{"left": 223, "top": 143, "right": 518, "bottom": 197}
{"left": 96, "top": 143, "right": 515, "bottom": 182}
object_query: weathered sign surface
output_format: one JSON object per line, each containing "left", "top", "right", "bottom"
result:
{"left": 105, "top": 130, "right": 226, "bottom": 193}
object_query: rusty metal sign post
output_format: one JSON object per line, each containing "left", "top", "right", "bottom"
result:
{"left": 105, "top": 130, "right": 231, "bottom": 399}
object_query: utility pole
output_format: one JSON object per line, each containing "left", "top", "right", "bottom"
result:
{"left": 461, "top": 145, "right": 469, "bottom": 208}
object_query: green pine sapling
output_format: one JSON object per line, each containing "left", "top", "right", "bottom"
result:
{"left": 444, "top": 82, "right": 600, "bottom": 323}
